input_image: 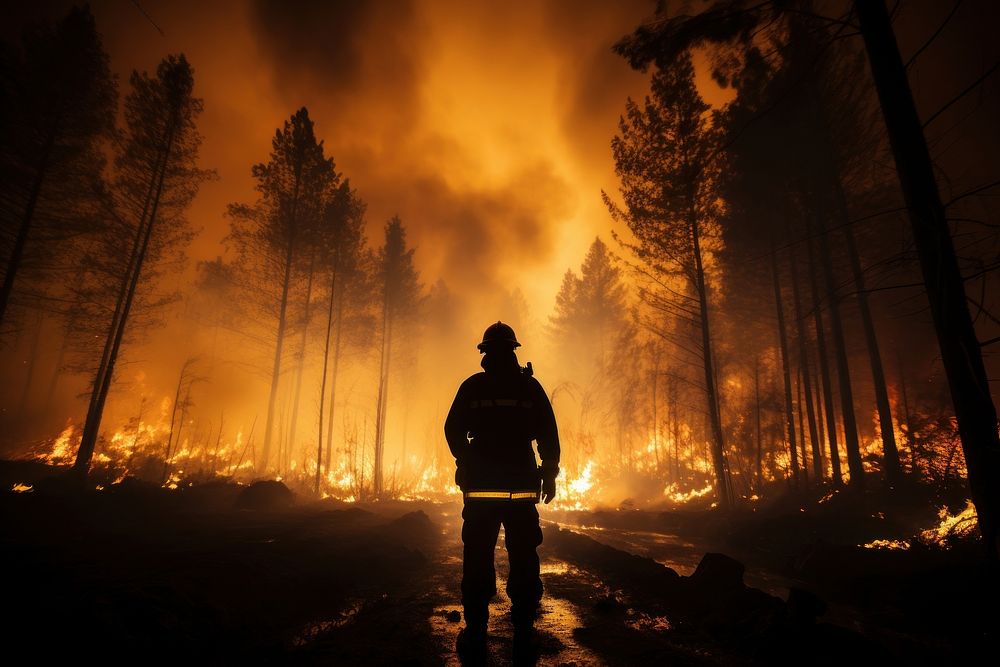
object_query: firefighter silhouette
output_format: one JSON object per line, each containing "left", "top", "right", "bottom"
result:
{"left": 445, "top": 321, "right": 560, "bottom": 658}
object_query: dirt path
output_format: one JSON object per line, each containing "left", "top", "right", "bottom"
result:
{"left": 423, "top": 508, "right": 606, "bottom": 665}
{"left": 294, "top": 506, "right": 699, "bottom": 665}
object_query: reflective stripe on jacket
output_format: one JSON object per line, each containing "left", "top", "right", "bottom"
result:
{"left": 445, "top": 364, "right": 560, "bottom": 498}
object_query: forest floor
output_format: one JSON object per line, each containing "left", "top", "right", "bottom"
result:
{"left": 1, "top": 460, "right": 997, "bottom": 665}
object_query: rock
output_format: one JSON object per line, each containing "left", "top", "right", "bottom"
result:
{"left": 593, "top": 593, "right": 626, "bottom": 614}
{"left": 786, "top": 587, "right": 827, "bottom": 624}
{"left": 390, "top": 509, "right": 432, "bottom": 531}
{"left": 690, "top": 552, "right": 745, "bottom": 593}
{"left": 388, "top": 510, "right": 436, "bottom": 550}
{"left": 235, "top": 480, "right": 294, "bottom": 510}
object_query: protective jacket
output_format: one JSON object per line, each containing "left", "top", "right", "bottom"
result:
{"left": 445, "top": 352, "right": 560, "bottom": 502}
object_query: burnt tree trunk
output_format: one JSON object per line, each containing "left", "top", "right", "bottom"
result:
{"left": 75, "top": 120, "right": 177, "bottom": 474}
{"left": 162, "top": 361, "right": 188, "bottom": 483}
{"left": 261, "top": 175, "right": 302, "bottom": 473}
{"left": 373, "top": 307, "right": 392, "bottom": 498}
{"left": 806, "top": 223, "right": 843, "bottom": 486}
{"left": 814, "top": 211, "right": 864, "bottom": 488}
{"left": 841, "top": 215, "right": 901, "bottom": 483}
{"left": 691, "top": 210, "right": 731, "bottom": 508}
{"left": 797, "top": 364, "right": 809, "bottom": 488}
{"left": 771, "top": 242, "right": 800, "bottom": 486}
{"left": 897, "top": 349, "right": 917, "bottom": 473}
{"left": 790, "top": 250, "right": 823, "bottom": 479}
{"left": 324, "top": 299, "right": 344, "bottom": 475}
{"left": 754, "top": 356, "right": 763, "bottom": 491}
{"left": 316, "top": 265, "right": 338, "bottom": 494}
{"left": 288, "top": 250, "right": 316, "bottom": 465}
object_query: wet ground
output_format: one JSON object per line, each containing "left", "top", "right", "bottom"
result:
{"left": 426, "top": 508, "right": 615, "bottom": 666}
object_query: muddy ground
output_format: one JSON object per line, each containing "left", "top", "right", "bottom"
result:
{"left": 1, "top": 463, "right": 996, "bottom": 665}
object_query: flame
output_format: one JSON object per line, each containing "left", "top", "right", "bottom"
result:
{"left": 164, "top": 471, "right": 182, "bottom": 490}
{"left": 11, "top": 483, "right": 33, "bottom": 493}
{"left": 863, "top": 538, "right": 910, "bottom": 550}
{"left": 549, "top": 460, "right": 597, "bottom": 510}
{"left": 919, "top": 500, "right": 977, "bottom": 546}
{"left": 22, "top": 362, "right": 972, "bottom": 514}
{"left": 41, "top": 423, "right": 78, "bottom": 465}
{"left": 663, "top": 482, "right": 713, "bottom": 504}
{"left": 862, "top": 499, "right": 978, "bottom": 551}
{"left": 568, "top": 461, "right": 595, "bottom": 496}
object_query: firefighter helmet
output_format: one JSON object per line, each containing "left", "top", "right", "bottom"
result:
{"left": 477, "top": 321, "right": 521, "bottom": 352}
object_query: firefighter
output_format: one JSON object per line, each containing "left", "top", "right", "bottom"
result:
{"left": 445, "top": 321, "right": 560, "bottom": 658}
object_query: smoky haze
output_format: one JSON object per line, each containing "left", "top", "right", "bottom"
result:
{"left": 0, "top": 0, "right": 670, "bottom": 498}
{"left": 3, "top": 0, "right": 995, "bottom": 510}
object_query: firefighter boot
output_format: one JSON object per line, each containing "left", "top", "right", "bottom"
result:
{"left": 456, "top": 608, "right": 488, "bottom": 662}
{"left": 511, "top": 606, "right": 538, "bottom": 664}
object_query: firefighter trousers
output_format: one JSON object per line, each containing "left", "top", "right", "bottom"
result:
{"left": 461, "top": 501, "right": 543, "bottom": 630}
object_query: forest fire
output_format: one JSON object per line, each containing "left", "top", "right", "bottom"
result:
{"left": 862, "top": 500, "right": 979, "bottom": 551}
{"left": 920, "top": 500, "right": 979, "bottom": 546}
{"left": 3, "top": 0, "right": 1000, "bottom": 663}
{"left": 663, "top": 482, "right": 714, "bottom": 505}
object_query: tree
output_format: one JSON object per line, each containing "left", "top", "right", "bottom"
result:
{"left": 550, "top": 238, "right": 630, "bottom": 372}
{"left": 549, "top": 237, "right": 636, "bottom": 466}
{"left": 0, "top": 6, "right": 116, "bottom": 331}
{"left": 162, "top": 356, "right": 203, "bottom": 483}
{"left": 227, "top": 107, "right": 335, "bottom": 473}
{"left": 605, "top": 55, "right": 732, "bottom": 508}
{"left": 616, "top": 1, "right": 1000, "bottom": 541}
{"left": 316, "top": 181, "right": 366, "bottom": 493}
{"left": 74, "top": 54, "right": 209, "bottom": 474}
{"left": 770, "top": 244, "right": 800, "bottom": 486}
{"left": 372, "top": 217, "right": 421, "bottom": 498}
{"left": 854, "top": 0, "right": 1000, "bottom": 554}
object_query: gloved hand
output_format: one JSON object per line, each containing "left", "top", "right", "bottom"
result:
{"left": 542, "top": 476, "right": 556, "bottom": 504}
{"left": 540, "top": 465, "right": 558, "bottom": 504}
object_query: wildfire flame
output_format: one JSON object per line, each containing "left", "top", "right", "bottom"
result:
{"left": 42, "top": 423, "right": 77, "bottom": 465}
{"left": 862, "top": 499, "right": 978, "bottom": 551}
{"left": 862, "top": 538, "right": 910, "bottom": 550}
{"left": 663, "top": 482, "right": 713, "bottom": 504}
{"left": 919, "top": 500, "right": 978, "bottom": 546}
{"left": 549, "top": 460, "right": 597, "bottom": 510}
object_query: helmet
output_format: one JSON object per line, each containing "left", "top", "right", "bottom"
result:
{"left": 477, "top": 321, "right": 521, "bottom": 352}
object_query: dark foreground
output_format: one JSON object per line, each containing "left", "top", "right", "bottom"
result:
{"left": 2, "top": 463, "right": 996, "bottom": 665}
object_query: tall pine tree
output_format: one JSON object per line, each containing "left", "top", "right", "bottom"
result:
{"left": 75, "top": 54, "right": 209, "bottom": 473}
{"left": 227, "top": 107, "right": 335, "bottom": 473}
{"left": 605, "top": 54, "right": 732, "bottom": 508}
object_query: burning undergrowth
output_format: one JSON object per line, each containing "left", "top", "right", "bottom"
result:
{"left": 12, "top": 407, "right": 980, "bottom": 530}
{"left": 862, "top": 499, "right": 979, "bottom": 551}
{"left": 20, "top": 418, "right": 730, "bottom": 512}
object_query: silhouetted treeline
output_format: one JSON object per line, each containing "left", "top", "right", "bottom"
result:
{"left": 1, "top": 7, "right": 211, "bottom": 471}
{"left": 594, "top": 0, "right": 1000, "bottom": 551}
